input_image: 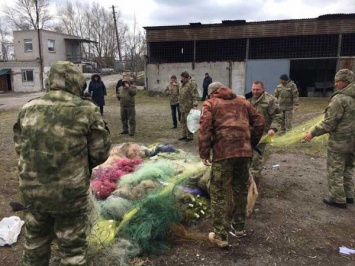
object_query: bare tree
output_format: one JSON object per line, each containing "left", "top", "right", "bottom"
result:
{"left": 0, "top": 17, "right": 13, "bottom": 61}
{"left": 123, "top": 15, "right": 146, "bottom": 80}
{"left": 58, "top": 1, "right": 127, "bottom": 66}
{"left": 4, "top": 0, "right": 53, "bottom": 30}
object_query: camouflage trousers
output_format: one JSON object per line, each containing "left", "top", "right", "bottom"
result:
{"left": 22, "top": 210, "right": 88, "bottom": 266}
{"left": 121, "top": 106, "right": 136, "bottom": 134}
{"left": 210, "top": 157, "right": 250, "bottom": 239}
{"left": 326, "top": 150, "right": 355, "bottom": 203}
{"left": 180, "top": 111, "right": 193, "bottom": 139}
{"left": 249, "top": 142, "right": 267, "bottom": 190}
{"left": 280, "top": 109, "right": 293, "bottom": 132}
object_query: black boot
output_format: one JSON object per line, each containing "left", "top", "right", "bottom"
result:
{"left": 323, "top": 198, "right": 347, "bottom": 209}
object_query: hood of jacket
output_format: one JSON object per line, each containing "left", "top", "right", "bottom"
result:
{"left": 210, "top": 86, "right": 236, "bottom": 100}
{"left": 46, "top": 61, "right": 86, "bottom": 97}
{"left": 286, "top": 79, "right": 296, "bottom": 87}
{"left": 91, "top": 74, "right": 102, "bottom": 82}
{"left": 331, "top": 81, "right": 355, "bottom": 99}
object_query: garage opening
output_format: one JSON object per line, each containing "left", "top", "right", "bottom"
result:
{"left": 290, "top": 59, "right": 337, "bottom": 97}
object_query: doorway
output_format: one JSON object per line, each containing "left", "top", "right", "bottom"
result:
{"left": 290, "top": 59, "right": 337, "bottom": 97}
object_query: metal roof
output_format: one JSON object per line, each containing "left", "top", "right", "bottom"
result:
{"left": 144, "top": 13, "right": 355, "bottom": 30}
{"left": 144, "top": 13, "right": 355, "bottom": 42}
{"left": 64, "top": 38, "right": 97, "bottom": 43}
{"left": 0, "top": 69, "right": 11, "bottom": 75}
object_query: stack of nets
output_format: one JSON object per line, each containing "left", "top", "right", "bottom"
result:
{"left": 88, "top": 145, "right": 209, "bottom": 262}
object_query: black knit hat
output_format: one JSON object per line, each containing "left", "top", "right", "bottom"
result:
{"left": 280, "top": 74, "right": 289, "bottom": 81}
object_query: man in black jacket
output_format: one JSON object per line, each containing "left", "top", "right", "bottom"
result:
{"left": 201, "top": 73, "right": 212, "bottom": 101}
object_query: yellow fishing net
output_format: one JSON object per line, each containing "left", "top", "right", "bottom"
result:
{"left": 261, "top": 115, "right": 328, "bottom": 155}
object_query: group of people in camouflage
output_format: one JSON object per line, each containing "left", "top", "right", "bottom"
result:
{"left": 12, "top": 60, "right": 354, "bottom": 264}
{"left": 198, "top": 70, "right": 354, "bottom": 248}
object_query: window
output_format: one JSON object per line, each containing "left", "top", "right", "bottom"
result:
{"left": 48, "top": 39, "right": 55, "bottom": 52}
{"left": 22, "top": 70, "right": 34, "bottom": 82}
{"left": 24, "top": 39, "right": 33, "bottom": 52}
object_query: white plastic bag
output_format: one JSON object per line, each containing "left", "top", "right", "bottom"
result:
{"left": 187, "top": 109, "right": 201, "bottom": 133}
{"left": 0, "top": 216, "right": 25, "bottom": 246}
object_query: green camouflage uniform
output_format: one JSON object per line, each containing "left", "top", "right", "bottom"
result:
{"left": 179, "top": 79, "right": 200, "bottom": 139}
{"left": 311, "top": 70, "right": 355, "bottom": 204}
{"left": 274, "top": 79, "right": 299, "bottom": 132}
{"left": 249, "top": 92, "right": 282, "bottom": 188}
{"left": 165, "top": 83, "right": 180, "bottom": 105}
{"left": 165, "top": 82, "right": 181, "bottom": 128}
{"left": 117, "top": 77, "right": 137, "bottom": 134}
{"left": 13, "top": 61, "right": 111, "bottom": 266}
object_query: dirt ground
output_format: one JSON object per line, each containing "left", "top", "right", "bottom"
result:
{"left": 0, "top": 78, "right": 354, "bottom": 265}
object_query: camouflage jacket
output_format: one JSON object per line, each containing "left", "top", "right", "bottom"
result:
{"left": 311, "top": 82, "right": 355, "bottom": 153}
{"left": 179, "top": 79, "right": 200, "bottom": 112}
{"left": 274, "top": 80, "right": 300, "bottom": 110}
{"left": 13, "top": 61, "right": 111, "bottom": 214}
{"left": 117, "top": 85, "right": 137, "bottom": 107}
{"left": 165, "top": 82, "right": 180, "bottom": 105}
{"left": 199, "top": 86, "right": 265, "bottom": 162}
{"left": 249, "top": 92, "right": 282, "bottom": 133}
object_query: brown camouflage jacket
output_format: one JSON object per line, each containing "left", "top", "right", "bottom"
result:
{"left": 311, "top": 82, "right": 355, "bottom": 153}
{"left": 249, "top": 92, "right": 282, "bottom": 133}
{"left": 199, "top": 86, "right": 265, "bottom": 162}
{"left": 179, "top": 79, "right": 200, "bottom": 112}
{"left": 274, "top": 79, "right": 299, "bottom": 110}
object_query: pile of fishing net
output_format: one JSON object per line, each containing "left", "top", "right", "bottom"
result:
{"left": 87, "top": 143, "right": 210, "bottom": 264}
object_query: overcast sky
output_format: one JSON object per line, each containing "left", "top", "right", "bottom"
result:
{"left": 2, "top": 0, "right": 355, "bottom": 30}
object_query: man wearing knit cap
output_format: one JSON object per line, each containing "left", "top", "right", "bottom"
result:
{"left": 305, "top": 69, "right": 355, "bottom": 209}
{"left": 178, "top": 70, "right": 200, "bottom": 141}
{"left": 274, "top": 74, "right": 299, "bottom": 132}
{"left": 199, "top": 82, "right": 264, "bottom": 248}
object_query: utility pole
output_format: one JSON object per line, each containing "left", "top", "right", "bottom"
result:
{"left": 111, "top": 5, "right": 122, "bottom": 62}
{"left": 34, "top": 0, "right": 44, "bottom": 91}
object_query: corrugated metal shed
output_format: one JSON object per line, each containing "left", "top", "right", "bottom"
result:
{"left": 144, "top": 14, "right": 355, "bottom": 42}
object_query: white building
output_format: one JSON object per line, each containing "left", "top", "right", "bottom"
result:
{"left": 0, "top": 29, "right": 93, "bottom": 92}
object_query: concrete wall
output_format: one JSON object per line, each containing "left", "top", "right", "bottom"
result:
{"left": 0, "top": 61, "right": 41, "bottom": 92}
{"left": 13, "top": 30, "right": 79, "bottom": 67}
{"left": 147, "top": 61, "right": 246, "bottom": 96}
{"left": 13, "top": 31, "right": 40, "bottom": 61}
{"left": 12, "top": 66, "right": 41, "bottom": 92}
{"left": 41, "top": 31, "right": 68, "bottom": 66}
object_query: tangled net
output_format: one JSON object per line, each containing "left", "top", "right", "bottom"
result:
{"left": 87, "top": 144, "right": 210, "bottom": 264}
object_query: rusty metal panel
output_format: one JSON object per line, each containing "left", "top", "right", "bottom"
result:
{"left": 338, "top": 58, "right": 355, "bottom": 72}
{"left": 146, "top": 18, "right": 355, "bottom": 42}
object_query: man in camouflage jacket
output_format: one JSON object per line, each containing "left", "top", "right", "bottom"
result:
{"left": 249, "top": 80, "right": 282, "bottom": 189}
{"left": 165, "top": 75, "right": 181, "bottom": 129}
{"left": 305, "top": 69, "right": 355, "bottom": 209}
{"left": 199, "top": 82, "right": 264, "bottom": 248}
{"left": 117, "top": 77, "right": 137, "bottom": 136}
{"left": 178, "top": 71, "right": 200, "bottom": 141}
{"left": 274, "top": 74, "right": 299, "bottom": 132}
{"left": 13, "top": 61, "right": 111, "bottom": 266}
